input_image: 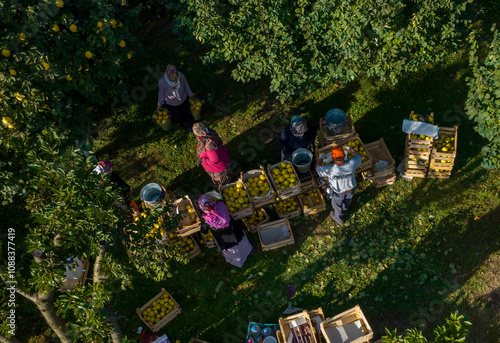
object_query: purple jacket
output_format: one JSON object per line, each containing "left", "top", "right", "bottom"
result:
{"left": 158, "top": 72, "right": 194, "bottom": 106}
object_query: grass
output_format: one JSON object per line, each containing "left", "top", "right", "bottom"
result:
{"left": 92, "top": 18, "right": 500, "bottom": 343}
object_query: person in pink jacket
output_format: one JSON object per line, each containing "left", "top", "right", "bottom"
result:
{"left": 193, "top": 122, "right": 232, "bottom": 187}
{"left": 157, "top": 64, "right": 195, "bottom": 130}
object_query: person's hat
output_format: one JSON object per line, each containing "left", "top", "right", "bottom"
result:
{"left": 331, "top": 146, "right": 345, "bottom": 161}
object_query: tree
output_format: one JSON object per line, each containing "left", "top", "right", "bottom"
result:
{"left": 382, "top": 311, "right": 471, "bottom": 343}
{"left": 0, "top": 140, "right": 187, "bottom": 342}
{"left": 179, "top": 0, "right": 472, "bottom": 102}
{"left": 465, "top": 25, "right": 500, "bottom": 170}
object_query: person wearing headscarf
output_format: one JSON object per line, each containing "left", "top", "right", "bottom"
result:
{"left": 157, "top": 64, "right": 195, "bottom": 130}
{"left": 198, "top": 194, "right": 253, "bottom": 267}
{"left": 93, "top": 160, "right": 140, "bottom": 217}
{"left": 279, "top": 116, "right": 317, "bottom": 161}
{"left": 193, "top": 122, "right": 232, "bottom": 187}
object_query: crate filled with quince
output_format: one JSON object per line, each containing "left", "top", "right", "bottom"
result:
{"left": 268, "top": 161, "right": 301, "bottom": 199}
{"left": 137, "top": 288, "right": 181, "bottom": 332}
{"left": 220, "top": 181, "right": 254, "bottom": 220}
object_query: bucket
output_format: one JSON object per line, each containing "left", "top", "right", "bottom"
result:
{"left": 153, "top": 117, "right": 172, "bottom": 131}
{"left": 190, "top": 98, "right": 202, "bottom": 121}
{"left": 325, "top": 109, "right": 347, "bottom": 135}
{"left": 291, "top": 148, "right": 313, "bottom": 174}
{"left": 140, "top": 183, "right": 165, "bottom": 207}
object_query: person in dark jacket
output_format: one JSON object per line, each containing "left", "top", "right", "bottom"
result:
{"left": 279, "top": 116, "right": 317, "bottom": 161}
{"left": 198, "top": 194, "right": 252, "bottom": 268}
{"left": 94, "top": 160, "right": 140, "bottom": 217}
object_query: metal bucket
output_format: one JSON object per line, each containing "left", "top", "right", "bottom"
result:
{"left": 325, "top": 109, "right": 347, "bottom": 135}
{"left": 140, "top": 183, "right": 165, "bottom": 207}
{"left": 292, "top": 148, "right": 313, "bottom": 174}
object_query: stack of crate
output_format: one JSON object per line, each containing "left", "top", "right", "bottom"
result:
{"left": 427, "top": 125, "right": 458, "bottom": 179}
{"left": 403, "top": 112, "right": 435, "bottom": 178}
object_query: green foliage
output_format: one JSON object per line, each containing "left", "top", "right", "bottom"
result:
{"left": 465, "top": 25, "right": 500, "bottom": 169}
{"left": 382, "top": 312, "right": 471, "bottom": 343}
{"left": 179, "top": 0, "right": 471, "bottom": 102}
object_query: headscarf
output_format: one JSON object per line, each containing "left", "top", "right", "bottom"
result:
{"left": 94, "top": 160, "right": 112, "bottom": 174}
{"left": 164, "top": 64, "right": 181, "bottom": 100}
{"left": 290, "top": 116, "right": 308, "bottom": 137}
{"left": 198, "top": 194, "right": 230, "bottom": 229}
{"left": 194, "top": 123, "right": 224, "bottom": 156}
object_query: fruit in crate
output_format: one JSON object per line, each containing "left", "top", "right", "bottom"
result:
{"left": 222, "top": 182, "right": 250, "bottom": 213}
{"left": 299, "top": 190, "right": 322, "bottom": 207}
{"left": 189, "top": 98, "right": 202, "bottom": 111}
{"left": 434, "top": 134, "right": 454, "bottom": 152}
{"left": 411, "top": 134, "right": 431, "bottom": 141}
{"left": 275, "top": 197, "right": 299, "bottom": 215}
{"left": 153, "top": 109, "right": 170, "bottom": 123}
{"left": 270, "top": 162, "right": 298, "bottom": 190}
{"left": 245, "top": 174, "right": 271, "bottom": 197}
{"left": 411, "top": 114, "right": 433, "bottom": 123}
{"left": 169, "top": 233, "right": 196, "bottom": 254}
{"left": 201, "top": 230, "right": 214, "bottom": 244}
{"left": 141, "top": 293, "right": 177, "bottom": 325}
{"left": 244, "top": 209, "right": 266, "bottom": 227}
{"left": 345, "top": 139, "right": 369, "bottom": 162}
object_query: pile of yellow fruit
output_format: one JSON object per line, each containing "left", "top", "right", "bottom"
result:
{"left": 222, "top": 182, "right": 250, "bottom": 213}
{"left": 145, "top": 215, "right": 165, "bottom": 240}
{"left": 275, "top": 197, "right": 299, "bottom": 215}
{"left": 189, "top": 98, "right": 202, "bottom": 112}
{"left": 243, "top": 209, "right": 267, "bottom": 227}
{"left": 411, "top": 134, "right": 432, "bottom": 142}
{"left": 179, "top": 203, "right": 198, "bottom": 228}
{"left": 345, "top": 139, "right": 369, "bottom": 162}
{"left": 153, "top": 110, "right": 170, "bottom": 124}
{"left": 411, "top": 113, "right": 434, "bottom": 124}
{"left": 245, "top": 174, "right": 271, "bottom": 198}
{"left": 200, "top": 230, "right": 214, "bottom": 245}
{"left": 270, "top": 162, "right": 298, "bottom": 190}
{"left": 434, "top": 134, "right": 455, "bottom": 153}
{"left": 167, "top": 232, "right": 196, "bottom": 255}
{"left": 141, "top": 293, "right": 177, "bottom": 325}
{"left": 299, "top": 190, "right": 323, "bottom": 208}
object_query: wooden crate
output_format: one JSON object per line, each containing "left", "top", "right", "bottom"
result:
{"left": 268, "top": 161, "right": 302, "bottom": 200}
{"left": 309, "top": 308, "right": 326, "bottom": 343}
{"left": 321, "top": 305, "right": 373, "bottom": 343}
{"left": 404, "top": 132, "right": 434, "bottom": 178}
{"left": 274, "top": 196, "right": 302, "bottom": 220}
{"left": 220, "top": 181, "right": 254, "bottom": 220}
{"left": 297, "top": 168, "right": 319, "bottom": 193}
{"left": 137, "top": 288, "right": 182, "bottom": 333}
{"left": 371, "top": 173, "right": 396, "bottom": 188}
{"left": 242, "top": 207, "right": 270, "bottom": 234}
{"left": 60, "top": 258, "right": 90, "bottom": 292}
{"left": 171, "top": 196, "right": 201, "bottom": 237}
{"left": 318, "top": 113, "right": 356, "bottom": 147}
{"left": 298, "top": 189, "right": 326, "bottom": 216}
{"left": 241, "top": 167, "right": 276, "bottom": 208}
{"left": 316, "top": 134, "right": 373, "bottom": 174}
{"left": 362, "top": 138, "right": 395, "bottom": 180}
{"left": 257, "top": 218, "right": 295, "bottom": 252}
{"left": 160, "top": 233, "right": 202, "bottom": 259}
{"left": 409, "top": 110, "right": 434, "bottom": 124}
{"left": 279, "top": 310, "right": 319, "bottom": 343}
{"left": 200, "top": 231, "right": 216, "bottom": 249}
{"left": 428, "top": 125, "right": 457, "bottom": 178}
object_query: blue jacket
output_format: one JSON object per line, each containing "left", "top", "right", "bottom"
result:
{"left": 279, "top": 123, "right": 317, "bottom": 158}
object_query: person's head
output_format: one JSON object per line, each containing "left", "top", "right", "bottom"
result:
{"left": 331, "top": 146, "right": 345, "bottom": 166}
{"left": 192, "top": 122, "right": 209, "bottom": 137}
{"left": 93, "top": 160, "right": 113, "bottom": 174}
{"left": 198, "top": 194, "right": 215, "bottom": 213}
{"left": 290, "top": 116, "right": 308, "bottom": 137}
{"left": 165, "top": 64, "right": 178, "bottom": 82}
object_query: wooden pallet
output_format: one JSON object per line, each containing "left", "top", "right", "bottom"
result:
{"left": 298, "top": 189, "right": 326, "bottom": 216}
{"left": 137, "top": 288, "right": 182, "bottom": 333}
{"left": 268, "top": 161, "right": 302, "bottom": 200}
{"left": 219, "top": 181, "right": 254, "bottom": 220}
{"left": 274, "top": 196, "right": 302, "bottom": 219}
{"left": 318, "top": 113, "right": 356, "bottom": 147}
{"left": 241, "top": 167, "right": 276, "bottom": 209}
{"left": 257, "top": 218, "right": 295, "bottom": 252}
{"left": 242, "top": 208, "right": 270, "bottom": 234}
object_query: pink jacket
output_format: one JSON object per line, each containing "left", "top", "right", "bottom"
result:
{"left": 199, "top": 146, "right": 230, "bottom": 173}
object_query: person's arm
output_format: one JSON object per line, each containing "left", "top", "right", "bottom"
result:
{"left": 157, "top": 78, "right": 165, "bottom": 109}
{"left": 316, "top": 157, "right": 324, "bottom": 174}
{"left": 181, "top": 73, "right": 194, "bottom": 98}
{"left": 307, "top": 124, "right": 317, "bottom": 149}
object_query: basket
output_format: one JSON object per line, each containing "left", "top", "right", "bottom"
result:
{"left": 137, "top": 288, "right": 182, "bottom": 333}
{"left": 242, "top": 208, "right": 270, "bottom": 233}
{"left": 274, "top": 196, "right": 302, "bottom": 219}
{"left": 297, "top": 189, "right": 326, "bottom": 217}
{"left": 152, "top": 110, "right": 172, "bottom": 131}
{"left": 320, "top": 305, "right": 373, "bottom": 343}
{"left": 241, "top": 167, "right": 276, "bottom": 208}
{"left": 279, "top": 310, "right": 319, "bottom": 343}
{"left": 219, "top": 181, "right": 254, "bottom": 220}
{"left": 257, "top": 218, "right": 295, "bottom": 252}
{"left": 170, "top": 196, "right": 201, "bottom": 237}
{"left": 318, "top": 113, "right": 356, "bottom": 147}
{"left": 268, "top": 161, "right": 302, "bottom": 200}
{"left": 189, "top": 98, "right": 203, "bottom": 121}
{"left": 427, "top": 125, "right": 457, "bottom": 179}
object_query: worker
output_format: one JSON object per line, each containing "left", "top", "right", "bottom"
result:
{"left": 316, "top": 145, "right": 361, "bottom": 226}
{"left": 279, "top": 116, "right": 317, "bottom": 161}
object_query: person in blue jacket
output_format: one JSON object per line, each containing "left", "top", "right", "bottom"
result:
{"left": 279, "top": 116, "right": 317, "bottom": 161}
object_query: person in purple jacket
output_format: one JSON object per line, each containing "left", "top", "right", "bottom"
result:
{"left": 279, "top": 116, "right": 317, "bottom": 161}
{"left": 157, "top": 64, "right": 195, "bottom": 130}
{"left": 193, "top": 122, "right": 232, "bottom": 187}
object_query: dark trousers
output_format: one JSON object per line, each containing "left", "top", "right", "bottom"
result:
{"left": 331, "top": 188, "right": 355, "bottom": 223}
{"left": 164, "top": 98, "right": 194, "bottom": 129}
